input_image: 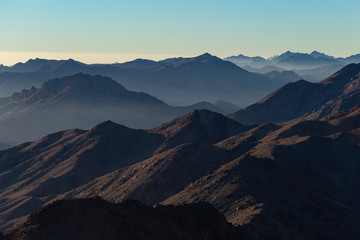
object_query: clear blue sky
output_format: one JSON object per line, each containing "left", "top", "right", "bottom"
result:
{"left": 1, "top": 0, "right": 359, "bottom": 64}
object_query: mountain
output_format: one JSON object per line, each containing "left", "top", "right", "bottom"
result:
{"left": 220, "top": 105, "right": 360, "bottom": 202}
{"left": 211, "top": 100, "right": 239, "bottom": 114}
{"left": 340, "top": 53, "right": 360, "bottom": 64}
{"left": 163, "top": 154, "right": 359, "bottom": 240}
{"left": 230, "top": 63, "right": 360, "bottom": 125}
{"left": 163, "top": 106, "right": 360, "bottom": 239}
{"left": 0, "top": 109, "right": 250, "bottom": 229}
{"left": 0, "top": 54, "right": 294, "bottom": 107}
{"left": 0, "top": 73, "right": 238, "bottom": 145}
{"left": 148, "top": 109, "right": 251, "bottom": 152}
{"left": 226, "top": 51, "right": 360, "bottom": 82}
{"left": 0, "top": 107, "right": 359, "bottom": 239}
{"left": 223, "top": 54, "right": 271, "bottom": 69}
{"left": 262, "top": 70, "right": 302, "bottom": 82}
{"left": 293, "top": 64, "right": 345, "bottom": 82}
{"left": 310, "top": 50, "right": 336, "bottom": 60}
{"left": 243, "top": 65, "right": 286, "bottom": 74}
{"left": 0, "top": 198, "right": 244, "bottom": 240}
{"left": 276, "top": 53, "right": 340, "bottom": 69}
{"left": 63, "top": 144, "right": 235, "bottom": 205}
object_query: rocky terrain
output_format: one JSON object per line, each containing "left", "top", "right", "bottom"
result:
{"left": 0, "top": 106, "right": 359, "bottom": 239}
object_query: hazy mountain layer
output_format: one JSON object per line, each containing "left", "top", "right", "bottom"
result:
{"left": 225, "top": 51, "right": 360, "bottom": 82}
{"left": 0, "top": 54, "right": 289, "bottom": 106}
{"left": 0, "top": 73, "right": 234, "bottom": 145}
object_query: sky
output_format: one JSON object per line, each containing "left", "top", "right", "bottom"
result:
{"left": 1, "top": 0, "right": 360, "bottom": 65}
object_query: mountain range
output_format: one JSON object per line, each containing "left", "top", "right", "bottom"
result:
{"left": 0, "top": 105, "right": 359, "bottom": 239}
{"left": 0, "top": 73, "right": 235, "bottom": 146}
{"left": 0, "top": 54, "right": 360, "bottom": 239}
{"left": 225, "top": 51, "right": 360, "bottom": 82}
{"left": 0, "top": 54, "right": 300, "bottom": 107}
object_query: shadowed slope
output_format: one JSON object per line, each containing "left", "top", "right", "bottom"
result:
{"left": 64, "top": 144, "right": 235, "bottom": 205}
{"left": 0, "top": 198, "right": 244, "bottom": 240}
{"left": 163, "top": 155, "right": 360, "bottom": 240}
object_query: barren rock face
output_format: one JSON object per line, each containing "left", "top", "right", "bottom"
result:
{"left": 0, "top": 103, "right": 360, "bottom": 239}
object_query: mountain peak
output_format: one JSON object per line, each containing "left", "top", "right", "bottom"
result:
{"left": 198, "top": 52, "right": 212, "bottom": 58}
{"left": 195, "top": 53, "right": 221, "bottom": 61}
{"left": 89, "top": 120, "right": 130, "bottom": 136}
{"left": 40, "top": 73, "right": 127, "bottom": 94}
{"left": 150, "top": 109, "right": 250, "bottom": 152}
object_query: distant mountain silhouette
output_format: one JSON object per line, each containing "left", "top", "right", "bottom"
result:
{"left": 230, "top": 63, "right": 360, "bottom": 124}
{"left": 0, "top": 107, "right": 359, "bottom": 239}
{"left": 225, "top": 51, "right": 360, "bottom": 82}
{"left": 0, "top": 73, "right": 231, "bottom": 145}
{"left": 0, "top": 54, "right": 295, "bottom": 106}
{"left": 309, "top": 50, "right": 336, "bottom": 60}
{"left": 211, "top": 100, "right": 239, "bottom": 114}
{"left": 223, "top": 54, "right": 271, "bottom": 69}
{"left": 276, "top": 54, "right": 339, "bottom": 69}
{"left": 294, "top": 63, "right": 345, "bottom": 82}
{"left": 1, "top": 198, "right": 243, "bottom": 240}
{"left": 263, "top": 70, "right": 302, "bottom": 82}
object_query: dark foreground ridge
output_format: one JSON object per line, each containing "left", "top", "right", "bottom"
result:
{"left": 0, "top": 197, "right": 244, "bottom": 240}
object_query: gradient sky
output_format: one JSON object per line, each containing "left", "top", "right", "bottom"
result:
{"left": 1, "top": 0, "right": 359, "bottom": 65}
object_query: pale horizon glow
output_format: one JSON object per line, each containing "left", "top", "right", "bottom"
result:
{"left": 1, "top": 50, "right": 358, "bottom": 67}
{"left": 1, "top": 0, "right": 360, "bottom": 65}
{"left": 0, "top": 51, "right": 190, "bottom": 66}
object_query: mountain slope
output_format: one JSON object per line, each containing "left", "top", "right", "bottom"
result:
{"left": 162, "top": 155, "right": 359, "bottom": 240}
{"left": 1, "top": 198, "right": 243, "bottom": 240}
{"left": 230, "top": 63, "right": 360, "bottom": 124}
{"left": 0, "top": 109, "right": 250, "bottom": 229}
{"left": 222, "top": 105, "right": 360, "bottom": 200}
{"left": 163, "top": 106, "right": 360, "bottom": 239}
{"left": 63, "top": 144, "right": 235, "bottom": 205}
